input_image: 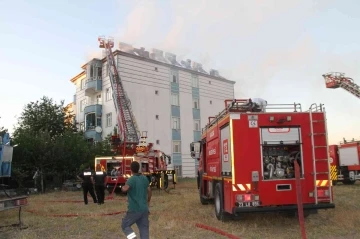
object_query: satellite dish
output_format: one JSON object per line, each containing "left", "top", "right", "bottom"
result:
{"left": 95, "top": 126, "right": 102, "bottom": 133}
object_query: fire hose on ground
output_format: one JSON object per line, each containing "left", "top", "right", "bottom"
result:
{"left": 23, "top": 208, "right": 242, "bottom": 238}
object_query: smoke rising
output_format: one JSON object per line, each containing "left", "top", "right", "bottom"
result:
{"left": 112, "top": 1, "right": 344, "bottom": 91}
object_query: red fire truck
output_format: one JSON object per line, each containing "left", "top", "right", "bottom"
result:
{"left": 329, "top": 138, "right": 360, "bottom": 185}
{"left": 95, "top": 135, "right": 175, "bottom": 192}
{"left": 190, "top": 99, "right": 335, "bottom": 220}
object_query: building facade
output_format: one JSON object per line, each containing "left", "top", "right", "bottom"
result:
{"left": 70, "top": 43, "right": 235, "bottom": 177}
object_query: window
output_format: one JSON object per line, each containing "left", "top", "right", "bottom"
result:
{"left": 80, "top": 100, "right": 86, "bottom": 112}
{"left": 156, "top": 115, "right": 159, "bottom": 120}
{"left": 156, "top": 140, "right": 160, "bottom": 145}
{"left": 106, "top": 88, "right": 112, "bottom": 101}
{"left": 210, "top": 100, "right": 212, "bottom": 105}
{"left": 171, "top": 70, "right": 178, "bottom": 83}
{"left": 86, "top": 113, "right": 96, "bottom": 130}
{"left": 193, "top": 98, "right": 199, "bottom": 109}
{"left": 194, "top": 120, "right": 201, "bottom": 131}
{"left": 155, "top": 90, "right": 158, "bottom": 95}
{"left": 173, "top": 141, "right": 181, "bottom": 153}
{"left": 97, "top": 116, "right": 102, "bottom": 128}
{"left": 191, "top": 75, "right": 199, "bottom": 88}
{"left": 79, "top": 122, "right": 85, "bottom": 131}
{"left": 174, "top": 165, "right": 182, "bottom": 177}
{"left": 106, "top": 113, "right": 112, "bottom": 127}
{"left": 96, "top": 94, "right": 102, "bottom": 104}
{"left": 172, "top": 117, "right": 180, "bottom": 129}
{"left": 81, "top": 79, "right": 85, "bottom": 90}
{"left": 171, "top": 93, "right": 179, "bottom": 106}
{"left": 97, "top": 67, "right": 102, "bottom": 78}
{"left": 90, "top": 66, "right": 94, "bottom": 77}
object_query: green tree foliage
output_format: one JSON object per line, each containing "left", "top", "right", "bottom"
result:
{"left": 11, "top": 97, "right": 90, "bottom": 192}
{"left": 0, "top": 116, "right": 7, "bottom": 138}
{"left": 11, "top": 96, "right": 116, "bottom": 192}
{"left": 16, "top": 96, "right": 75, "bottom": 137}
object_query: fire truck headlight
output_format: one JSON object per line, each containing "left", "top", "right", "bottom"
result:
{"left": 269, "top": 116, "right": 274, "bottom": 122}
{"left": 287, "top": 116, "right": 292, "bottom": 121}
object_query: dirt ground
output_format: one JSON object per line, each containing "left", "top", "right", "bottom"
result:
{"left": 0, "top": 179, "right": 359, "bottom": 239}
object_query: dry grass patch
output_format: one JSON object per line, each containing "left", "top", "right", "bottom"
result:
{"left": 0, "top": 179, "right": 360, "bottom": 239}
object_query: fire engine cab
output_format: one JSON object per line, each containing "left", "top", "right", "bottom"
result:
{"left": 190, "top": 99, "right": 335, "bottom": 220}
{"left": 329, "top": 138, "right": 360, "bottom": 185}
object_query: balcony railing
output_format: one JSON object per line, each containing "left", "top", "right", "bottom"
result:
{"left": 85, "top": 77, "right": 102, "bottom": 96}
{"left": 84, "top": 101, "right": 102, "bottom": 115}
{"left": 84, "top": 130, "right": 102, "bottom": 142}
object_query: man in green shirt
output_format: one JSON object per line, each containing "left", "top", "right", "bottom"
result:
{"left": 121, "top": 161, "right": 151, "bottom": 239}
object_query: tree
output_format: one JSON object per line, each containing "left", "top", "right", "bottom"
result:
{"left": 11, "top": 96, "right": 89, "bottom": 192}
{"left": 0, "top": 116, "right": 7, "bottom": 138}
{"left": 16, "top": 96, "right": 74, "bottom": 138}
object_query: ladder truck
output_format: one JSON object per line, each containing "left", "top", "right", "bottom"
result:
{"left": 322, "top": 72, "right": 360, "bottom": 99}
{"left": 0, "top": 132, "right": 28, "bottom": 228}
{"left": 97, "top": 37, "right": 175, "bottom": 195}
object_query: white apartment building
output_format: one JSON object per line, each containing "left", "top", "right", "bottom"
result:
{"left": 70, "top": 42, "right": 235, "bottom": 177}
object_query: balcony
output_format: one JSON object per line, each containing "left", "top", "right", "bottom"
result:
{"left": 84, "top": 130, "right": 102, "bottom": 142}
{"left": 85, "top": 77, "right": 102, "bottom": 96}
{"left": 84, "top": 105, "right": 103, "bottom": 142}
{"left": 84, "top": 101, "right": 102, "bottom": 116}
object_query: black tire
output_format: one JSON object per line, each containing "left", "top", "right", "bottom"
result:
{"left": 214, "top": 183, "right": 230, "bottom": 221}
{"left": 163, "top": 174, "right": 169, "bottom": 189}
{"left": 199, "top": 174, "right": 208, "bottom": 205}
{"left": 343, "top": 180, "right": 356, "bottom": 185}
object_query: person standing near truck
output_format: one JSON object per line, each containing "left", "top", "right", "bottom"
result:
{"left": 77, "top": 165, "right": 97, "bottom": 205}
{"left": 94, "top": 164, "right": 107, "bottom": 205}
{"left": 121, "top": 161, "right": 152, "bottom": 239}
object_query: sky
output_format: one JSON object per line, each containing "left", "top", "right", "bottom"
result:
{"left": 0, "top": 0, "right": 359, "bottom": 144}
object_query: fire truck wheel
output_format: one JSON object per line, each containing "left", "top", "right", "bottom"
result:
{"left": 343, "top": 179, "right": 356, "bottom": 185}
{"left": 214, "top": 183, "right": 230, "bottom": 221}
{"left": 163, "top": 174, "right": 169, "bottom": 189}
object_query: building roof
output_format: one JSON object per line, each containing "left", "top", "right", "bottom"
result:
{"left": 70, "top": 71, "right": 86, "bottom": 83}
{"left": 72, "top": 43, "right": 236, "bottom": 85}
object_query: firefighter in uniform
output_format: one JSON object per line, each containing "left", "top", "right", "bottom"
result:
{"left": 94, "top": 164, "right": 107, "bottom": 205}
{"left": 77, "top": 165, "right": 97, "bottom": 205}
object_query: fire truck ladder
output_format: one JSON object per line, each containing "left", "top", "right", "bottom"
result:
{"left": 98, "top": 36, "right": 140, "bottom": 148}
{"left": 322, "top": 72, "right": 360, "bottom": 99}
{"left": 309, "top": 103, "right": 332, "bottom": 204}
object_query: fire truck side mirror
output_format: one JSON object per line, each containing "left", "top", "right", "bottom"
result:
{"left": 190, "top": 142, "right": 200, "bottom": 159}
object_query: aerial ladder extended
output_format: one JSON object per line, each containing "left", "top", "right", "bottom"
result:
{"left": 98, "top": 36, "right": 140, "bottom": 155}
{"left": 322, "top": 72, "right": 360, "bottom": 99}
{"left": 97, "top": 37, "right": 175, "bottom": 196}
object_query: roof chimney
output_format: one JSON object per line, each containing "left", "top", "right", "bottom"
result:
{"left": 181, "top": 59, "right": 192, "bottom": 69}
{"left": 165, "top": 52, "right": 177, "bottom": 64}
{"left": 210, "top": 69, "right": 220, "bottom": 77}
{"left": 192, "top": 61, "right": 201, "bottom": 71}
{"left": 151, "top": 48, "right": 165, "bottom": 62}
{"left": 143, "top": 51, "right": 150, "bottom": 58}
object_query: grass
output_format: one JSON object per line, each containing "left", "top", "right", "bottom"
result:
{"left": 0, "top": 179, "right": 360, "bottom": 239}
